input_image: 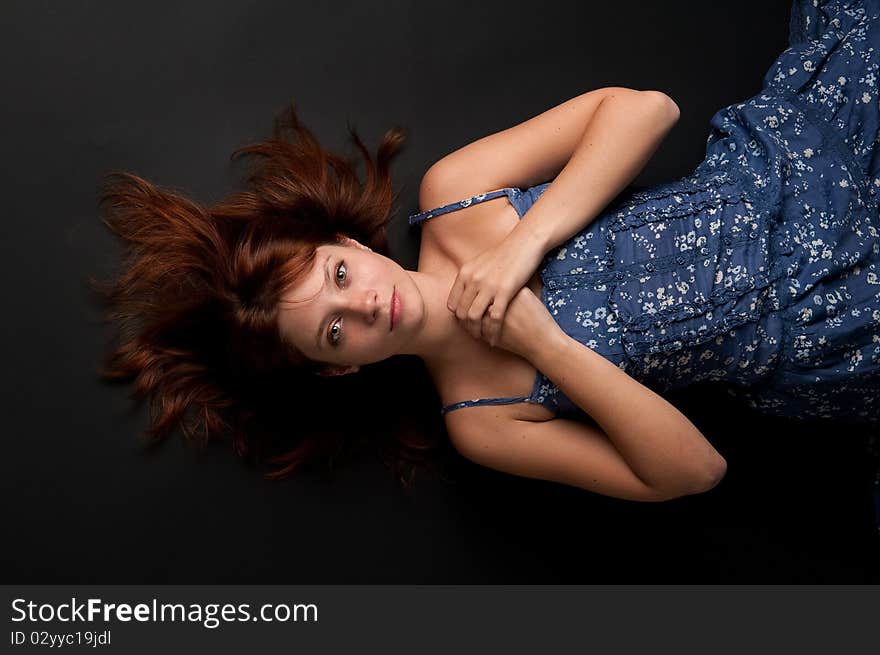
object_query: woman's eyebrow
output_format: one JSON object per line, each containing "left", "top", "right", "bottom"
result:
{"left": 314, "top": 254, "right": 332, "bottom": 351}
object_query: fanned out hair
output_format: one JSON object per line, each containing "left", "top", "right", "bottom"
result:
{"left": 92, "top": 101, "right": 449, "bottom": 484}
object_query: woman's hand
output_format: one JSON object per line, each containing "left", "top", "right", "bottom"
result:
{"left": 476, "top": 286, "right": 563, "bottom": 361}
{"left": 446, "top": 230, "right": 546, "bottom": 346}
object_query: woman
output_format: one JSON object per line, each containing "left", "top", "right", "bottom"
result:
{"left": 97, "top": 0, "right": 879, "bottom": 502}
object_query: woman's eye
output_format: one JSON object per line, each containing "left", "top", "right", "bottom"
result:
{"left": 327, "top": 261, "right": 347, "bottom": 346}
{"left": 328, "top": 319, "right": 342, "bottom": 346}
{"left": 335, "top": 261, "right": 347, "bottom": 285}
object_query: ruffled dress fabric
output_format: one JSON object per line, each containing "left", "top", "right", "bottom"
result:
{"left": 537, "top": 0, "right": 880, "bottom": 426}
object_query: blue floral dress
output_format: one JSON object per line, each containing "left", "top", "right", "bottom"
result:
{"left": 409, "top": 0, "right": 880, "bottom": 427}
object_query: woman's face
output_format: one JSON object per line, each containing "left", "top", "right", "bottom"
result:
{"left": 277, "top": 240, "right": 424, "bottom": 370}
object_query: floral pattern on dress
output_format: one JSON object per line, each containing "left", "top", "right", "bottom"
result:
{"left": 411, "top": 0, "right": 880, "bottom": 425}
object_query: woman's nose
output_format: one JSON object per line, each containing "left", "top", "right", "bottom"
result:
{"left": 349, "top": 289, "right": 379, "bottom": 322}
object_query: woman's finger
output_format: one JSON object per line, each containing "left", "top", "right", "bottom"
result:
{"left": 446, "top": 273, "right": 464, "bottom": 312}
{"left": 466, "top": 290, "right": 493, "bottom": 339}
{"left": 455, "top": 280, "right": 481, "bottom": 322}
{"left": 482, "top": 311, "right": 496, "bottom": 346}
{"left": 485, "top": 296, "right": 508, "bottom": 346}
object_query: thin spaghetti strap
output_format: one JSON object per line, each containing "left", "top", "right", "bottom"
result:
{"left": 440, "top": 395, "right": 534, "bottom": 416}
{"left": 408, "top": 187, "right": 522, "bottom": 226}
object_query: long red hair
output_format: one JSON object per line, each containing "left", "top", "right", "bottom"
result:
{"left": 92, "top": 102, "right": 449, "bottom": 483}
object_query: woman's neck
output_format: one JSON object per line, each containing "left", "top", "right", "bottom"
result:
{"left": 401, "top": 268, "right": 466, "bottom": 366}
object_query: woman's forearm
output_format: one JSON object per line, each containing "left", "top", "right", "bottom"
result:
{"left": 529, "top": 329, "right": 726, "bottom": 494}
{"left": 513, "top": 90, "right": 680, "bottom": 254}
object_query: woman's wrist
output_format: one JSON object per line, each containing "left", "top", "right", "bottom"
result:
{"left": 527, "top": 324, "right": 570, "bottom": 368}
{"left": 508, "top": 215, "right": 553, "bottom": 259}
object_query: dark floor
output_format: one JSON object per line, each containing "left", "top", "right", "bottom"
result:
{"left": 1, "top": 0, "right": 877, "bottom": 583}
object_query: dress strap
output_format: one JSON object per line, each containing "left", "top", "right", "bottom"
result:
{"left": 408, "top": 187, "right": 522, "bottom": 226}
{"left": 440, "top": 395, "right": 534, "bottom": 416}
{"left": 412, "top": 183, "right": 534, "bottom": 417}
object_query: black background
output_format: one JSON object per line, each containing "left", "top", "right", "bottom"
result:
{"left": 1, "top": 0, "right": 877, "bottom": 583}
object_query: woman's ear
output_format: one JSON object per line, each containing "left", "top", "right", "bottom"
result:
{"left": 336, "top": 235, "right": 372, "bottom": 252}
{"left": 315, "top": 364, "right": 361, "bottom": 377}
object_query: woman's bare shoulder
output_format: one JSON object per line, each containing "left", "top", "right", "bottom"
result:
{"left": 417, "top": 162, "right": 498, "bottom": 213}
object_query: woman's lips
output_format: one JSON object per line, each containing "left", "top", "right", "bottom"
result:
{"left": 391, "top": 287, "right": 402, "bottom": 331}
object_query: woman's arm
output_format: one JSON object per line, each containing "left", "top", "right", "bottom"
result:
{"left": 452, "top": 286, "right": 726, "bottom": 498}
{"left": 514, "top": 90, "right": 679, "bottom": 253}
{"left": 420, "top": 87, "right": 679, "bottom": 252}
{"left": 524, "top": 329, "right": 727, "bottom": 494}
{"left": 446, "top": 410, "right": 720, "bottom": 502}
